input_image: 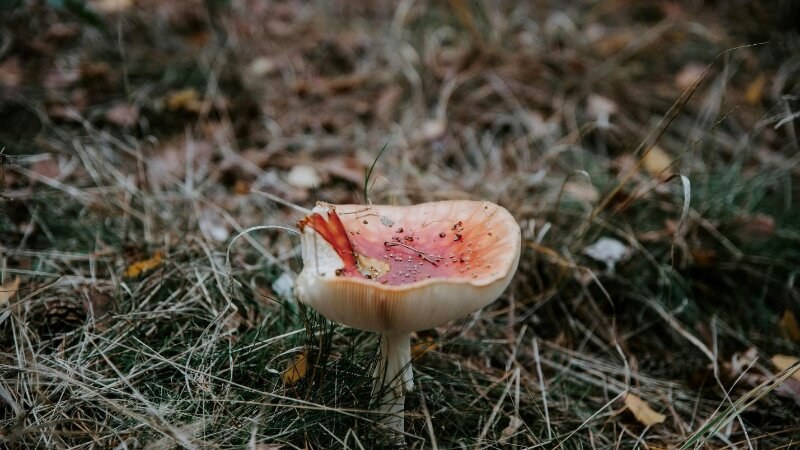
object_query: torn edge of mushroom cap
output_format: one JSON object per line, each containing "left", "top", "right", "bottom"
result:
{"left": 294, "top": 201, "right": 521, "bottom": 333}
{"left": 297, "top": 203, "right": 352, "bottom": 278}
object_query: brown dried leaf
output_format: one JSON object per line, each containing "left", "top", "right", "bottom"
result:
{"left": 0, "top": 58, "right": 22, "bottom": 88}
{"left": 86, "top": 287, "right": 114, "bottom": 318}
{"left": 0, "top": 277, "right": 20, "bottom": 306}
{"left": 736, "top": 213, "right": 775, "bottom": 239}
{"left": 43, "top": 67, "right": 80, "bottom": 90}
{"left": 564, "top": 181, "right": 599, "bottom": 203}
{"left": 105, "top": 103, "right": 139, "bottom": 128}
{"left": 376, "top": 86, "right": 402, "bottom": 123}
{"left": 124, "top": 251, "right": 164, "bottom": 279}
{"left": 592, "top": 30, "right": 636, "bottom": 57}
{"left": 80, "top": 62, "right": 116, "bottom": 86}
{"left": 31, "top": 159, "right": 60, "bottom": 180}
{"left": 779, "top": 310, "right": 800, "bottom": 343}
{"left": 166, "top": 88, "right": 203, "bottom": 113}
{"left": 91, "top": 0, "right": 133, "bottom": 13}
{"left": 689, "top": 248, "right": 717, "bottom": 267}
{"left": 772, "top": 355, "right": 800, "bottom": 382}
{"left": 233, "top": 179, "right": 251, "bottom": 195}
{"left": 745, "top": 74, "right": 767, "bottom": 105}
{"left": 45, "top": 23, "right": 80, "bottom": 43}
{"left": 323, "top": 157, "right": 364, "bottom": 185}
{"left": 641, "top": 146, "right": 673, "bottom": 179}
{"left": 283, "top": 350, "right": 308, "bottom": 385}
{"left": 624, "top": 393, "right": 666, "bottom": 426}
{"left": 411, "top": 339, "right": 438, "bottom": 359}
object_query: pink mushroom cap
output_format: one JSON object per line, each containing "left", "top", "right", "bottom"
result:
{"left": 294, "top": 200, "right": 521, "bottom": 333}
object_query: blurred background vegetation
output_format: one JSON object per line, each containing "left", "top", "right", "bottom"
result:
{"left": 0, "top": 1, "right": 799, "bottom": 448}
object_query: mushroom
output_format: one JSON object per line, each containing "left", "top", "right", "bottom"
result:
{"left": 294, "top": 200, "right": 521, "bottom": 434}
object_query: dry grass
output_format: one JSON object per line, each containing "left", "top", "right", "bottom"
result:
{"left": 1, "top": 0, "right": 799, "bottom": 448}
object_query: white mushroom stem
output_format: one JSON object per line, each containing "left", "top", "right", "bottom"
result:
{"left": 372, "top": 332, "right": 413, "bottom": 433}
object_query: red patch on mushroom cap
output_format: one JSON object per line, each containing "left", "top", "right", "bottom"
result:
{"left": 301, "top": 204, "right": 511, "bottom": 286}
{"left": 298, "top": 210, "right": 361, "bottom": 278}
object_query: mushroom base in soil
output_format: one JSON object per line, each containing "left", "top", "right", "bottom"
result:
{"left": 294, "top": 201, "right": 521, "bottom": 434}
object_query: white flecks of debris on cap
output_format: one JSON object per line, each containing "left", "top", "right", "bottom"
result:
{"left": 286, "top": 165, "right": 321, "bottom": 189}
{"left": 582, "top": 237, "right": 631, "bottom": 273}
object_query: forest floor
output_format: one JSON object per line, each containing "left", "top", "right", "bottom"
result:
{"left": 1, "top": 1, "right": 799, "bottom": 448}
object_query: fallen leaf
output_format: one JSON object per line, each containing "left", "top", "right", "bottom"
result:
{"left": 90, "top": 0, "right": 133, "bottom": 13}
{"left": 221, "top": 311, "right": 246, "bottom": 339}
{"left": 689, "top": 247, "right": 717, "bottom": 267}
{"left": 31, "top": 158, "right": 61, "bottom": 180}
{"left": 0, "top": 277, "right": 20, "bottom": 306}
{"left": 324, "top": 73, "right": 371, "bottom": 94}
{"left": 105, "top": 103, "right": 139, "bottom": 128}
{"left": 772, "top": 355, "right": 800, "bottom": 382}
{"left": 563, "top": 181, "right": 599, "bottom": 203}
{"left": 283, "top": 350, "right": 308, "bottom": 385}
{"left": 240, "top": 148, "right": 271, "bottom": 168}
{"left": 80, "top": 61, "right": 116, "bottom": 86}
{"left": 411, "top": 339, "right": 437, "bottom": 359}
{"left": 745, "top": 74, "right": 767, "bottom": 105}
{"left": 736, "top": 213, "right": 775, "bottom": 239}
{"left": 292, "top": 73, "right": 370, "bottom": 97}
{"left": 124, "top": 251, "right": 164, "bottom": 279}
{"left": 233, "top": 179, "right": 251, "bottom": 195}
{"left": 376, "top": 85, "right": 402, "bottom": 123}
{"left": 641, "top": 145, "right": 673, "bottom": 179}
{"left": 43, "top": 67, "right": 80, "bottom": 90}
{"left": 166, "top": 88, "right": 203, "bottom": 113}
{"left": 45, "top": 23, "right": 81, "bottom": 44}
{"left": 322, "top": 157, "right": 364, "bottom": 185}
{"left": 624, "top": 393, "right": 666, "bottom": 426}
{"left": 592, "top": 29, "right": 636, "bottom": 57}
{"left": 0, "top": 58, "right": 22, "bottom": 88}
{"left": 86, "top": 287, "right": 114, "bottom": 318}
{"left": 779, "top": 310, "right": 800, "bottom": 343}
